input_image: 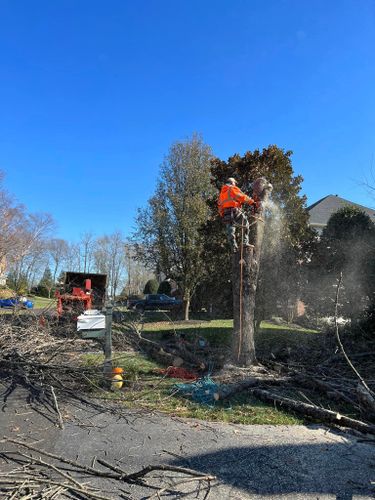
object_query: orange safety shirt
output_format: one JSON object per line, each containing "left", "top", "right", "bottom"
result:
{"left": 218, "top": 184, "right": 254, "bottom": 217}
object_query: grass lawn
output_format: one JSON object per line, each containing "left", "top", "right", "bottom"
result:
{"left": 29, "top": 295, "right": 56, "bottom": 309}
{"left": 94, "top": 312, "right": 324, "bottom": 424}
{"left": 0, "top": 295, "right": 56, "bottom": 314}
{"left": 137, "top": 314, "right": 318, "bottom": 354}
{"left": 82, "top": 352, "right": 303, "bottom": 425}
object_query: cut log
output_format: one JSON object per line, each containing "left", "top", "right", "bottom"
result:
{"left": 250, "top": 387, "right": 375, "bottom": 435}
{"left": 215, "top": 378, "right": 260, "bottom": 400}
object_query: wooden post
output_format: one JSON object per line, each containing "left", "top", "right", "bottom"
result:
{"left": 231, "top": 179, "right": 272, "bottom": 366}
{"left": 103, "top": 302, "right": 113, "bottom": 386}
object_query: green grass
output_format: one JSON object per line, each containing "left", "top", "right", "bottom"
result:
{"left": 261, "top": 320, "right": 317, "bottom": 333}
{"left": 29, "top": 296, "right": 56, "bottom": 309}
{"left": 81, "top": 351, "right": 302, "bottom": 425}
{"left": 0, "top": 295, "right": 55, "bottom": 314}
{"left": 138, "top": 317, "right": 318, "bottom": 353}
{"left": 141, "top": 318, "right": 233, "bottom": 347}
{"left": 83, "top": 315, "right": 321, "bottom": 425}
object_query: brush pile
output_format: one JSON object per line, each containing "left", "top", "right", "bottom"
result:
{"left": 0, "top": 437, "right": 215, "bottom": 499}
{"left": 0, "top": 311, "right": 105, "bottom": 426}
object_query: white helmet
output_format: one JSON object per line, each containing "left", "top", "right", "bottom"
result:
{"left": 227, "top": 177, "right": 237, "bottom": 185}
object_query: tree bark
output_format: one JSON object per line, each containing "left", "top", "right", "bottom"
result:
{"left": 183, "top": 294, "right": 190, "bottom": 321}
{"left": 251, "top": 387, "right": 375, "bottom": 435}
{"left": 232, "top": 180, "right": 272, "bottom": 366}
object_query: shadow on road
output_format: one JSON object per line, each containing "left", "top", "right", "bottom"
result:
{"left": 171, "top": 440, "right": 373, "bottom": 499}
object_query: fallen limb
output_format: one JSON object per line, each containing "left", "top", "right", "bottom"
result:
{"left": 49, "top": 385, "right": 64, "bottom": 429}
{"left": 125, "top": 464, "right": 216, "bottom": 482}
{"left": 2, "top": 437, "right": 119, "bottom": 479}
{"left": 215, "top": 378, "right": 260, "bottom": 400}
{"left": 249, "top": 387, "right": 375, "bottom": 434}
{"left": 1, "top": 436, "right": 216, "bottom": 498}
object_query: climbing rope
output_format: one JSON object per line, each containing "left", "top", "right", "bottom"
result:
{"left": 237, "top": 223, "right": 244, "bottom": 362}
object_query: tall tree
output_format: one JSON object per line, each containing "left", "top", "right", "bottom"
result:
{"left": 38, "top": 267, "right": 54, "bottom": 298}
{"left": 0, "top": 171, "right": 55, "bottom": 285}
{"left": 208, "top": 145, "right": 312, "bottom": 364}
{"left": 123, "top": 243, "right": 154, "bottom": 296}
{"left": 48, "top": 239, "right": 69, "bottom": 282}
{"left": 65, "top": 243, "right": 81, "bottom": 272}
{"left": 80, "top": 232, "right": 95, "bottom": 273}
{"left": 94, "top": 231, "right": 126, "bottom": 298}
{"left": 134, "top": 134, "right": 215, "bottom": 320}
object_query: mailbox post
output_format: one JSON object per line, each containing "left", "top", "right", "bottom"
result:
{"left": 103, "top": 302, "right": 113, "bottom": 385}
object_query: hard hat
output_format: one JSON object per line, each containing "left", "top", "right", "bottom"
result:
{"left": 227, "top": 177, "right": 237, "bottom": 185}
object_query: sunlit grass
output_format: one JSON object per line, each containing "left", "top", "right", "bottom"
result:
{"left": 82, "top": 351, "right": 302, "bottom": 425}
{"left": 29, "top": 295, "right": 56, "bottom": 309}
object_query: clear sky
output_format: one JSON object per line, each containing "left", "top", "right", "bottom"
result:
{"left": 0, "top": 0, "right": 374, "bottom": 241}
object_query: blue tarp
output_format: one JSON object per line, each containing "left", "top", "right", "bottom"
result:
{"left": 0, "top": 298, "right": 34, "bottom": 309}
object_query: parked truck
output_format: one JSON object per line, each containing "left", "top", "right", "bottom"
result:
{"left": 129, "top": 294, "right": 182, "bottom": 312}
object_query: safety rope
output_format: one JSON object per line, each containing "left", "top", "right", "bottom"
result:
{"left": 237, "top": 223, "right": 244, "bottom": 362}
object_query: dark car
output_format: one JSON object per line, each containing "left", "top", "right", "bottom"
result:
{"left": 131, "top": 294, "right": 182, "bottom": 312}
{"left": 0, "top": 297, "right": 34, "bottom": 309}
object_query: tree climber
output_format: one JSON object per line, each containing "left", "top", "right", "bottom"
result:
{"left": 218, "top": 177, "right": 260, "bottom": 252}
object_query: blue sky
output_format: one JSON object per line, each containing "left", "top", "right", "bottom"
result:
{"left": 0, "top": 0, "right": 374, "bottom": 241}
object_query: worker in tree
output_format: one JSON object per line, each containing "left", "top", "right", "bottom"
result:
{"left": 218, "top": 177, "right": 259, "bottom": 251}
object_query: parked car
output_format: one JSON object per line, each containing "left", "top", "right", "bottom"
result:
{"left": 130, "top": 294, "right": 182, "bottom": 312}
{"left": 0, "top": 297, "right": 34, "bottom": 309}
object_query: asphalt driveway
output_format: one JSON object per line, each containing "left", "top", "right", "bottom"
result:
{"left": 1, "top": 384, "right": 374, "bottom": 499}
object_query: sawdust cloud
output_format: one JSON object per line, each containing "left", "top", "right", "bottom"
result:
{"left": 262, "top": 198, "right": 284, "bottom": 253}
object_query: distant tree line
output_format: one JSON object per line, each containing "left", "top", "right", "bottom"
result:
{"left": 0, "top": 171, "right": 153, "bottom": 299}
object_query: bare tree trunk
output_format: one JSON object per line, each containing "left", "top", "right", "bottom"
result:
{"left": 232, "top": 179, "right": 272, "bottom": 366}
{"left": 184, "top": 295, "right": 190, "bottom": 321}
{"left": 183, "top": 290, "right": 191, "bottom": 321}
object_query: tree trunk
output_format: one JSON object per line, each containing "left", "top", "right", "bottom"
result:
{"left": 232, "top": 180, "right": 271, "bottom": 366}
{"left": 183, "top": 295, "right": 190, "bottom": 321}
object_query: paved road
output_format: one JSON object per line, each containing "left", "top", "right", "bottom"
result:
{"left": 1, "top": 385, "right": 374, "bottom": 499}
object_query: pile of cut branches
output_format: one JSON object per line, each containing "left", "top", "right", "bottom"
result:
{"left": 0, "top": 313, "right": 113, "bottom": 426}
{"left": 0, "top": 437, "right": 215, "bottom": 499}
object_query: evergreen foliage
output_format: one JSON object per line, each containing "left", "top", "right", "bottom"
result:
{"left": 37, "top": 267, "right": 54, "bottom": 298}
{"left": 157, "top": 280, "right": 172, "bottom": 296}
{"left": 143, "top": 278, "right": 159, "bottom": 295}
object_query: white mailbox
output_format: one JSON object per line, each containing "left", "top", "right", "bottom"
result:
{"left": 77, "top": 309, "right": 105, "bottom": 337}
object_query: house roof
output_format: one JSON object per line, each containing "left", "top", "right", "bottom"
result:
{"left": 307, "top": 195, "right": 375, "bottom": 227}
